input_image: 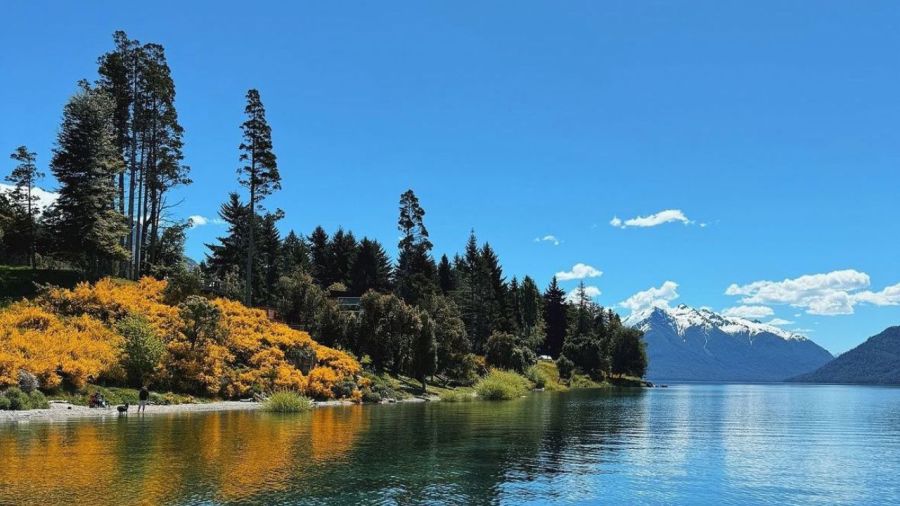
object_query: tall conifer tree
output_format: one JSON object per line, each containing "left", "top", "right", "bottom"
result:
{"left": 542, "top": 276, "right": 568, "bottom": 357}
{"left": 6, "top": 146, "right": 43, "bottom": 268}
{"left": 50, "top": 82, "right": 128, "bottom": 275}
{"left": 237, "top": 89, "right": 279, "bottom": 306}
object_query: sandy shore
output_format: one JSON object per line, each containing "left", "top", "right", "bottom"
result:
{"left": 0, "top": 395, "right": 440, "bottom": 423}
{"left": 0, "top": 400, "right": 263, "bottom": 423}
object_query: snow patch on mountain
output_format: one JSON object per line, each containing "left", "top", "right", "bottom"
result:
{"left": 624, "top": 304, "right": 808, "bottom": 342}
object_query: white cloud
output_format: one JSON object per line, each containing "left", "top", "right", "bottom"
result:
{"left": 534, "top": 235, "right": 560, "bottom": 246}
{"left": 565, "top": 285, "right": 602, "bottom": 303}
{"left": 851, "top": 282, "right": 900, "bottom": 307}
{"left": 725, "top": 269, "right": 900, "bottom": 316}
{"left": 188, "top": 215, "right": 209, "bottom": 227}
{"left": 722, "top": 305, "right": 774, "bottom": 319}
{"left": 555, "top": 263, "right": 603, "bottom": 281}
{"left": 619, "top": 281, "right": 680, "bottom": 313}
{"left": 188, "top": 215, "right": 226, "bottom": 228}
{"left": 610, "top": 209, "right": 693, "bottom": 229}
{"left": 0, "top": 183, "right": 59, "bottom": 213}
{"left": 765, "top": 318, "right": 795, "bottom": 326}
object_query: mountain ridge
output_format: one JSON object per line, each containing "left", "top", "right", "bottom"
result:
{"left": 627, "top": 304, "right": 833, "bottom": 382}
{"left": 789, "top": 326, "right": 900, "bottom": 384}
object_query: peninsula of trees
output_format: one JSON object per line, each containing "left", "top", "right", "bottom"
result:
{"left": 0, "top": 31, "right": 646, "bottom": 401}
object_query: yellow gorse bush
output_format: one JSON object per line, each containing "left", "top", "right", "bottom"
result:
{"left": 0, "top": 277, "right": 361, "bottom": 399}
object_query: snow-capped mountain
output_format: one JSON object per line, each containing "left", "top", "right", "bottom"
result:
{"left": 626, "top": 304, "right": 833, "bottom": 382}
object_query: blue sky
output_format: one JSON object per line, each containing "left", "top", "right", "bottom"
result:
{"left": 2, "top": 1, "right": 899, "bottom": 354}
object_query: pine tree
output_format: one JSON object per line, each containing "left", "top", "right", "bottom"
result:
{"left": 395, "top": 189, "right": 436, "bottom": 304}
{"left": 509, "top": 277, "right": 522, "bottom": 332}
{"left": 542, "top": 276, "right": 568, "bottom": 358}
{"left": 455, "top": 230, "right": 494, "bottom": 353}
{"left": 519, "top": 275, "right": 544, "bottom": 330}
{"left": 437, "top": 254, "right": 455, "bottom": 295}
{"left": 280, "top": 230, "right": 310, "bottom": 275}
{"left": 259, "top": 211, "right": 283, "bottom": 305}
{"left": 308, "top": 226, "right": 330, "bottom": 287}
{"left": 97, "top": 32, "right": 188, "bottom": 279}
{"left": 349, "top": 237, "right": 392, "bottom": 295}
{"left": 481, "top": 242, "right": 511, "bottom": 333}
{"left": 6, "top": 146, "right": 43, "bottom": 268}
{"left": 328, "top": 228, "right": 357, "bottom": 289}
{"left": 50, "top": 82, "right": 128, "bottom": 275}
{"left": 237, "top": 89, "right": 279, "bottom": 306}
{"left": 205, "top": 193, "right": 251, "bottom": 294}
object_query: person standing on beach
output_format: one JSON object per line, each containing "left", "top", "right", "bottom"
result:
{"left": 138, "top": 386, "right": 150, "bottom": 413}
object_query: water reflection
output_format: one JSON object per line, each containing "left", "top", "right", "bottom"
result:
{"left": 2, "top": 385, "right": 900, "bottom": 505}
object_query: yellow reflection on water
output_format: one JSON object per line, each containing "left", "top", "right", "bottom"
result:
{"left": 0, "top": 407, "right": 370, "bottom": 505}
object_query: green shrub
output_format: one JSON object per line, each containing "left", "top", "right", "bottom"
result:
{"left": 485, "top": 332, "right": 536, "bottom": 373}
{"left": 117, "top": 314, "right": 165, "bottom": 386}
{"left": 0, "top": 396, "right": 10, "bottom": 410}
{"left": 475, "top": 370, "right": 532, "bottom": 401}
{"left": 331, "top": 378, "right": 357, "bottom": 399}
{"left": 3, "top": 387, "right": 28, "bottom": 410}
{"left": 263, "top": 391, "right": 313, "bottom": 413}
{"left": 570, "top": 374, "right": 603, "bottom": 389}
{"left": 524, "top": 366, "right": 547, "bottom": 389}
{"left": 27, "top": 390, "right": 49, "bottom": 409}
{"left": 361, "top": 389, "right": 382, "bottom": 404}
{"left": 439, "top": 390, "right": 475, "bottom": 402}
{"left": 556, "top": 355, "right": 575, "bottom": 379}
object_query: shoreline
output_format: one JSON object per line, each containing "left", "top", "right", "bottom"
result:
{"left": 0, "top": 380, "right": 649, "bottom": 424}
{"left": 0, "top": 395, "right": 442, "bottom": 424}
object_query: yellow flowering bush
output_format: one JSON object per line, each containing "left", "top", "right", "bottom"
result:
{"left": 0, "top": 277, "right": 361, "bottom": 399}
{"left": 0, "top": 303, "right": 121, "bottom": 389}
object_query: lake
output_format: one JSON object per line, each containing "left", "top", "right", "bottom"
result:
{"left": 2, "top": 384, "right": 899, "bottom": 505}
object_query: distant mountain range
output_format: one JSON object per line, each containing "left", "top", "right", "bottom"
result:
{"left": 625, "top": 304, "right": 833, "bottom": 382}
{"left": 789, "top": 326, "right": 900, "bottom": 385}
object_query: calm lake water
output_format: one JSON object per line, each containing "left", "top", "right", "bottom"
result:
{"left": 2, "top": 384, "right": 900, "bottom": 505}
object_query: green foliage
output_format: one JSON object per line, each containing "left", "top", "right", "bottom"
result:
{"left": 475, "top": 369, "right": 532, "bottom": 401}
{"left": 360, "top": 389, "right": 382, "bottom": 403}
{"left": 439, "top": 389, "right": 475, "bottom": 402}
{"left": 262, "top": 390, "right": 313, "bottom": 413}
{"left": 563, "top": 333, "right": 609, "bottom": 379}
{"left": 117, "top": 314, "right": 165, "bottom": 386}
{"left": 49, "top": 81, "right": 128, "bottom": 275}
{"left": 395, "top": 190, "right": 437, "bottom": 305}
{"left": 0, "top": 267, "right": 85, "bottom": 304}
{"left": 555, "top": 355, "right": 575, "bottom": 379}
{"left": 49, "top": 385, "right": 196, "bottom": 407}
{"left": 349, "top": 237, "right": 393, "bottom": 295}
{"left": 524, "top": 365, "right": 546, "bottom": 389}
{"left": 238, "top": 88, "right": 280, "bottom": 306}
{"left": 97, "top": 31, "right": 189, "bottom": 280}
{"left": 485, "top": 331, "right": 536, "bottom": 373}
{"left": 531, "top": 361, "right": 568, "bottom": 392}
{"left": 569, "top": 374, "right": 604, "bottom": 389}
{"left": 178, "top": 295, "right": 222, "bottom": 349}
{"left": 162, "top": 266, "right": 202, "bottom": 305}
{"left": 411, "top": 312, "right": 437, "bottom": 391}
{"left": 357, "top": 291, "right": 424, "bottom": 373}
{"left": 610, "top": 327, "right": 648, "bottom": 378}
{"left": 542, "top": 276, "right": 567, "bottom": 357}
{"left": 0, "top": 387, "right": 49, "bottom": 410}
{"left": 425, "top": 295, "right": 474, "bottom": 383}
{"left": 5, "top": 146, "right": 43, "bottom": 268}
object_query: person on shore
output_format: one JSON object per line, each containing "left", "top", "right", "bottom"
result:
{"left": 138, "top": 386, "right": 150, "bottom": 413}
